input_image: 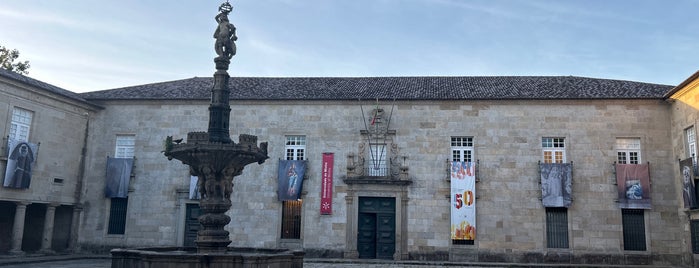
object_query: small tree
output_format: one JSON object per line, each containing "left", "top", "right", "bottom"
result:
{"left": 0, "top": 45, "right": 30, "bottom": 75}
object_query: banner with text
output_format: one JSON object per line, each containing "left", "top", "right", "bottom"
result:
{"left": 615, "top": 163, "right": 651, "bottom": 209}
{"left": 450, "top": 161, "right": 476, "bottom": 241}
{"left": 320, "top": 153, "right": 334, "bottom": 215}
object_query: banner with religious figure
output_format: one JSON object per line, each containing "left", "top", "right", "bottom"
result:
{"left": 615, "top": 163, "right": 651, "bottom": 209}
{"left": 278, "top": 160, "right": 306, "bottom": 201}
{"left": 105, "top": 157, "right": 134, "bottom": 198}
{"left": 3, "top": 140, "right": 38, "bottom": 189}
{"left": 450, "top": 161, "right": 476, "bottom": 241}
{"left": 680, "top": 158, "right": 697, "bottom": 209}
{"left": 540, "top": 163, "right": 573, "bottom": 207}
{"left": 320, "top": 153, "right": 334, "bottom": 215}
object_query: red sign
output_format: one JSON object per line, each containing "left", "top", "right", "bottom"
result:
{"left": 320, "top": 153, "right": 334, "bottom": 215}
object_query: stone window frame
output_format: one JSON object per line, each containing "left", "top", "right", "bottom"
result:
{"left": 545, "top": 207, "right": 569, "bottom": 249}
{"left": 542, "top": 137, "right": 566, "bottom": 164}
{"left": 687, "top": 126, "right": 697, "bottom": 166}
{"left": 8, "top": 107, "right": 33, "bottom": 144}
{"left": 621, "top": 208, "right": 647, "bottom": 251}
{"left": 280, "top": 135, "right": 306, "bottom": 242}
{"left": 114, "top": 135, "right": 136, "bottom": 159}
{"left": 451, "top": 136, "right": 473, "bottom": 163}
{"left": 616, "top": 138, "right": 641, "bottom": 164}
{"left": 107, "top": 134, "right": 135, "bottom": 236}
{"left": 367, "top": 143, "right": 388, "bottom": 176}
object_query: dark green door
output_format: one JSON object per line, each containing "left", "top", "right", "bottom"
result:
{"left": 184, "top": 204, "right": 201, "bottom": 247}
{"left": 357, "top": 197, "right": 395, "bottom": 259}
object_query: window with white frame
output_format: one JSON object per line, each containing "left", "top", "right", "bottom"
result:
{"left": 687, "top": 127, "right": 697, "bottom": 164}
{"left": 616, "top": 138, "right": 641, "bottom": 164}
{"left": 368, "top": 144, "right": 387, "bottom": 176}
{"left": 285, "top": 135, "right": 305, "bottom": 161}
{"left": 451, "top": 137, "right": 473, "bottom": 162}
{"left": 542, "top": 137, "right": 565, "bottom": 164}
{"left": 115, "top": 135, "right": 135, "bottom": 158}
{"left": 8, "top": 107, "right": 33, "bottom": 143}
{"left": 282, "top": 135, "right": 305, "bottom": 239}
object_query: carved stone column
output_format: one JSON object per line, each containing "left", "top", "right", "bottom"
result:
{"left": 10, "top": 201, "right": 30, "bottom": 254}
{"left": 40, "top": 203, "right": 59, "bottom": 253}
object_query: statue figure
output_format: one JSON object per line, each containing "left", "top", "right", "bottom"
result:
{"left": 214, "top": 2, "right": 237, "bottom": 59}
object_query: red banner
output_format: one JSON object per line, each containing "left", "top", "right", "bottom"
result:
{"left": 320, "top": 153, "right": 334, "bottom": 215}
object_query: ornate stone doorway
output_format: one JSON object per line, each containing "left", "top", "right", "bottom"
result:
{"left": 357, "top": 197, "right": 395, "bottom": 259}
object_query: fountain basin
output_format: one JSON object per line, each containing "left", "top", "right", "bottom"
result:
{"left": 111, "top": 247, "right": 304, "bottom": 268}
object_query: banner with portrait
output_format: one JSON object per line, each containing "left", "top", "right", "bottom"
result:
{"left": 3, "top": 140, "right": 38, "bottom": 189}
{"left": 105, "top": 157, "right": 134, "bottom": 198}
{"left": 540, "top": 163, "right": 572, "bottom": 207}
{"left": 450, "top": 161, "right": 476, "bottom": 241}
{"left": 278, "top": 160, "right": 306, "bottom": 201}
{"left": 615, "top": 163, "right": 651, "bottom": 209}
{"left": 679, "top": 158, "right": 697, "bottom": 209}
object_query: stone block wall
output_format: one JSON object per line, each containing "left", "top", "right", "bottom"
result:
{"left": 79, "top": 98, "right": 689, "bottom": 266}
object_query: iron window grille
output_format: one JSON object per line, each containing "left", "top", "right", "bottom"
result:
{"left": 546, "top": 207, "right": 569, "bottom": 248}
{"left": 621, "top": 209, "right": 646, "bottom": 251}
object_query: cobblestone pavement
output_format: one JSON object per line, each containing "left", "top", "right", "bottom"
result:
{"left": 0, "top": 258, "right": 500, "bottom": 268}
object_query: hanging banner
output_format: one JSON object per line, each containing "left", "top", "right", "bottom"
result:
{"left": 540, "top": 163, "right": 573, "bottom": 207}
{"left": 450, "top": 161, "right": 476, "bottom": 241}
{"left": 105, "top": 157, "right": 134, "bottom": 198}
{"left": 320, "top": 153, "right": 334, "bottom": 215}
{"left": 3, "top": 140, "right": 38, "bottom": 189}
{"left": 278, "top": 160, "right": 306, "bottom": 201}
{"left": 680, "top": 158, "right": 697, "bottom": 209}
{"left": 615, "top": 163, "right": 651, "bottom": 209}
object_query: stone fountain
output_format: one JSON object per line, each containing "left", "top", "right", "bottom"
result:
{"left": 110, "top": 2, "right": 304, "bottom": 267}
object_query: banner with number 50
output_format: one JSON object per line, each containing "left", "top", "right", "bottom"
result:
{"left": 450, "top": 161, "right": 476, "bottom": 241}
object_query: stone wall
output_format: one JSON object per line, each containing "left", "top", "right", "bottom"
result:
{"left": 668, "top": 77, "right": 699, "bottom": 267}
{"left": 0, "top": 78, "right": 94, "bottom": 205}
{"left": 79, "top": 98, "right": 689, "bottom": 266}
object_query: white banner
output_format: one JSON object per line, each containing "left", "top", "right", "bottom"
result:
{"left": 450, "top": 161, "right": 476, "bottom": 241}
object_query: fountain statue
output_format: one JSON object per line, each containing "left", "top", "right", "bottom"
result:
{"left": 110, "top": 2, "right": 303, "bottom": 267}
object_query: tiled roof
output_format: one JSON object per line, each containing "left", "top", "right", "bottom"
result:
{"left": 82, "top": 76, "right": 672, "bottom": 101}
{"left": 0, "top": 68, "right": 97, "bottom": 107}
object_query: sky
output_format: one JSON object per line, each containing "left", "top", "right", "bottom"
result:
{"left": 1, "top": 0, "right": 698, "bottom": 93}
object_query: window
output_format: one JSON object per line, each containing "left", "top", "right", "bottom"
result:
{"left": 107, "top": 197, "right": 128, "bottom": 234}
{"left": 451, "top": 137, "right": 473, "bottom": 162}
{"left": 621, "top": 209, "right": 646, "bottom": 251}
{"left": 546, "top": 207, "right": 569, "bottom": 248}
{"left": 285, "top": 135, "right": 305, "bottom": 161}
{"left": 687, "top": 127, "right": 697, "bottom": 166}
{"left": 8, "top": 107, "right": 33, "bottom": 143}
{"left": 691, "top": 220, "right": 699, "bottom": 254}
{"left": 115, "top": 135, "right": 135, "bottom": 158}
{"left": 542, "top": 138, "right": 565, "bottom": 164}
{"left": 281, "top": 135, "right": 305, "bottom": 239}
{"left": 368, "top": 144, "right": 387, "bottom": 176}
{"left": 616, "top": 138, "right": 641, "bottom": 164}
{"left": 108, "top": 135, "right": 134, "bottom": 235}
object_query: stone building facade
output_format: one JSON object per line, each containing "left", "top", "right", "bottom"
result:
{"left": 2, "top": 70, "right": 699, "bottom": 267}
{"left": 0, "top": 69, "right": 99, "bottom": 254}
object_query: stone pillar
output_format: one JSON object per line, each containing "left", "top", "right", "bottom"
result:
{"left": 343, "top": 191, "right": 358, "bottom": 258}
{"left": 68, "top": 205, "right": 83, "bottom": 252}
{"left": 40, "top": 203, "right": 59, "bottom": 253}
{"left": 10, "top": 201, "right": 30, "bottom": 254}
